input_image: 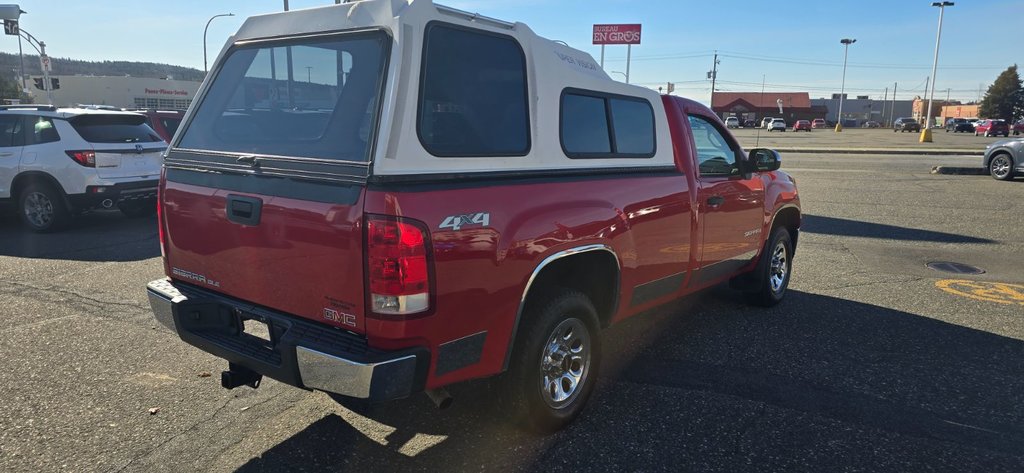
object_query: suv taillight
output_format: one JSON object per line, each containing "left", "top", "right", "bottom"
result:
{"left": 366, "top": 215, "right": 432, "bottom": 316}
{"left": 66, "top": 150, "right": 96, "bottom": 167}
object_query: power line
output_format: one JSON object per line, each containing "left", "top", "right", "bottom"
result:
{"left": 716, "top": 50, "right": 1000, "bottom": 70}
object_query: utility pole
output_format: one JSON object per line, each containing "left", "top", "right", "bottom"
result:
{"left": 708, "top": 51, "right": 719, "bottom": 112}
{"left": 283, "top": 0, "right": 289, "bottom": 11}
{"left": 945, "top": 87, "right": 950, "bottom": 103}
{"left": 882, "top": 87, "right": 888, "bottom": 125}
{"left": 889, "top": 82, "right": 897, "bottom": 126}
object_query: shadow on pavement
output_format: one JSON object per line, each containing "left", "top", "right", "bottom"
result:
{"left": 233, "top": 289, "right": 1024, "bottom": 471}
{"left": 0, "top": 211, "right": 159, "bottom": 262}
{"left": 802, "top": 214, "right": 995, "bottom": 244}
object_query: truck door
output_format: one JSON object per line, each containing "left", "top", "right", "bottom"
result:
{"left": 687, "top": 113, "right": 765, "bottom": 284}
{"left": 0, "top": 115, "right": 24, "bottom": 199}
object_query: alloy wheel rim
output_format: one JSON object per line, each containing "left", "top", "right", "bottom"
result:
{"left": 991, "top": 157, "right": 1011, "bottom": 178}
{"left": 24, "top": 192, "right": 54, "bottom": 228}
{"left": 539, "top": 317, "right": 591, "bottom": 409}
{"left": 769, "top": 241, "right": 788, "bottom": 293}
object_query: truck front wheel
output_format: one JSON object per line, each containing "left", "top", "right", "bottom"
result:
{"left": 745, "top": 227, "right": 793, "bottom": 307}
{"left": 503, "top": 290, "right": 601, "bottom": 433}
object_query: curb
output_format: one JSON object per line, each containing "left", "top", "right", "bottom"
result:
{"left": 768, "top": 148, "right": 984, "bottom": 156}
{"left": 931, "top": 166, "right": 988, "bottom": 175}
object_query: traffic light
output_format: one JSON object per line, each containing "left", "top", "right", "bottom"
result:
{"left": 3, "top": 19, "right": 18, "bottom": 36}
{"left": 33, "top": 77, "right": 43, "bottom": 90}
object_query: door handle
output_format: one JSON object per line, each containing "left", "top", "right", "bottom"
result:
{"left": 706, "top": 195, "right": 725, "bottom": 208}
{"left": 0, "top": 152, "right": 13, "bottom": 157}
{"left": 226, "top": 194, "right": 263, "bottom": 226}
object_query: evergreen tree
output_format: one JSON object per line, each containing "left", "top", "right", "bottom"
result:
{"left": 0, "top": 74, "right": 29, "bottom": 103}
{"left": 979, "top": 65, "right": 1023, "bottom": 121}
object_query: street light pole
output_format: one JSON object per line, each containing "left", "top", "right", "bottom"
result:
{"left": 835, "top": 38, "right": 856, "bottom": 132}
{"left": 921, "top": 1, "right": 953, "bottom": 143}
{"left": 203, "top": 13, "right": 234, "bottom": 74}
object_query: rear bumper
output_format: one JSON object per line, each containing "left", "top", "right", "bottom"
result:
{"left": 147, "top": 278, "right": 428, "bottom": 401}
{"left": 69, "top": 180, "right": 158, "bottom": 209}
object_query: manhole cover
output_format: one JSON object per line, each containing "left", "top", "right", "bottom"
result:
{"left": 926, "top": 261, "right": 985, "bottom": 275}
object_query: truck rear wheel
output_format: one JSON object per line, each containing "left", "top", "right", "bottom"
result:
{"left": 503, "top": 289, "right": 600, "bottom": 433}
{"left": 745, "top": 227, "right": 793, "bottom": 307}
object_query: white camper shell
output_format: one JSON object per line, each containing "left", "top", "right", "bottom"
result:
{"left": 183, "top": 0, "right": 674, "bottom": 179}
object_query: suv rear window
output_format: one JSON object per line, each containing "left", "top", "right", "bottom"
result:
{"left": 70, "top": 114, "right": 162, "bottom": 143}
{"left": 178, "top": 31, "right": 389, "bottom": 162}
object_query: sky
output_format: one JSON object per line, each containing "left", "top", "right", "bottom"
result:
{"left": 4, "top": 0, "right": 1022, "bottom": 105}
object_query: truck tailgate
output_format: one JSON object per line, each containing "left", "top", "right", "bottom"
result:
{"left": 162, "top": 175, "right": 367, "bottom": 333}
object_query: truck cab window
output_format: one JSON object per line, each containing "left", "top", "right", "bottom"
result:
{"left": 688, "top": 115, "right": 738, "bottom": 176}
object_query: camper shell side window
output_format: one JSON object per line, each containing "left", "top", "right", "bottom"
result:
{"left": 417, "top": 21, "right": 530, "bottom": 158}
{"left": 559, "top": 88, "right": 656, "bottom": 159}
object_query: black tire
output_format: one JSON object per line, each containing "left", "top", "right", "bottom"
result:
{"left": 744, "top": 227, "right": 793, "bottom": 307}
{"left": 118, "top": 200, "right": 156, "bottom": 218}
{"left": 18, "top": 182, "right": 71, "bottom": 233}
{"left": 501, "top": 289, "right": 601, "bottom": 433}
{"left": 989, "top": 153, "right": 1015, "bottom": 181}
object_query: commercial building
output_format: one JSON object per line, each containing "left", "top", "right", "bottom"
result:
{"left": 938, "top": 103, "right": 980, "bottom": 124}
{"left": 810, "top": 95, "right": 914, "bottom": 127}
{"left": 28, "top": 75, "right": 202, "bottom": 109}
{"left": 711, "top": 92, "right": 821, "bottom": 123}
{"left": 912, "top": 98, "right": 956, "bottom": 127}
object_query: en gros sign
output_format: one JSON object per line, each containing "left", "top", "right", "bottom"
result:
{"left": 593, "top": 24, "right": 642, "bottom": 45}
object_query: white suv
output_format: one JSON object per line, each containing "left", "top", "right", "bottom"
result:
{"left": 0, "top": 105, "right": 166, "bottom": 232}
{"left": 768, "top": 118, "right": 787, "bottom": 132}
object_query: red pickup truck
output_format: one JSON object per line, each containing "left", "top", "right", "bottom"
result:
{"left": 146, "top": 0, "right": 800, "bottom": 432}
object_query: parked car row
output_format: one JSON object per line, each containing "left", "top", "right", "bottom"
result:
{"left": 973, "top": 119, "right": 1010, "bottom": 137}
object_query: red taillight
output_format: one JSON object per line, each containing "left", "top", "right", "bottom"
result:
{"left": 366, "top": 215, "right": 431, "bottom": 315}
{"left": 65, "top": 150, "right": 96, "bottom": 167}
{"left": 156, "top": 173, "right": 170, "bottom": 275}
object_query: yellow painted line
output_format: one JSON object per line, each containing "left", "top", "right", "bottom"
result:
{"left": 935, "top": 279, "right": 1024, "bottom": 306}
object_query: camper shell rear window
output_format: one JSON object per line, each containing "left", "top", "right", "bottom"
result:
{"left": 177, "top": 30, "right": 390, "bottom": 163}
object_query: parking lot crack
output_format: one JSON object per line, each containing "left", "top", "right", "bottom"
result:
{"left": 0, "top": 279, "right": 149, "bottom": 319}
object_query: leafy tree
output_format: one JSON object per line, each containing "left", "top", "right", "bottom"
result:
{"left": 979, "top": 64, "right": 1023, "bottom": 121}
{"left": 0, "top": 74, "right": 29, "bottom": 103}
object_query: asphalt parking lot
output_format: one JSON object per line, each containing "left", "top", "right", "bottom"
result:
{"left": 1, "top": 151, "right": 1023, "bottom": 472}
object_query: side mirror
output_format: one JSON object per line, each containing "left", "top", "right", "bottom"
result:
{"left": 748, "top": 148, "right": 781, "bottom": 172}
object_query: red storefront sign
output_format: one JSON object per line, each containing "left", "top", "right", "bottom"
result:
{"left": 593, "top": 24, "right": 642, "bottom": 45}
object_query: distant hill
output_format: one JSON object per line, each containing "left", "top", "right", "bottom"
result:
{"left": 0, "top": 52, "right": 204, "bottom": 82}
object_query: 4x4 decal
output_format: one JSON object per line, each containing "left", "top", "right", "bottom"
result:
{"left": 439, "top": 212, "right": 490, "bottom": 231}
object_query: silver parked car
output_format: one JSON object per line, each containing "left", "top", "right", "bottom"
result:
{"left": 984, "top": 138, "right": 1024, "bottom": 181}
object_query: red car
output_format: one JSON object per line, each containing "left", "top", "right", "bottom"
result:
{"left": 793, "top": 120, "right": 812, "bottom": 131}
{"left": 974, "top": 119, "right": 1010, "bottom": 137}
